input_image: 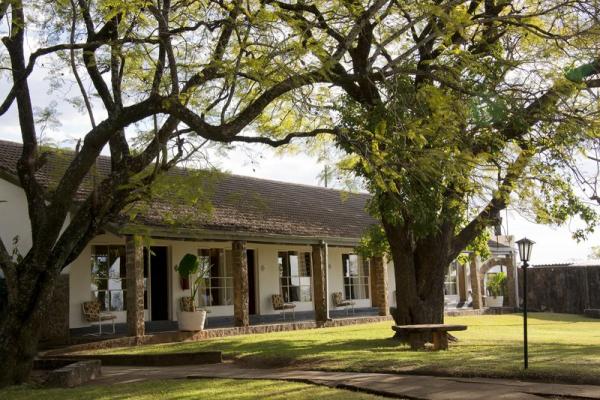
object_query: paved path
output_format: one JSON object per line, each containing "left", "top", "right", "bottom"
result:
{"left": 92, "top": 363, "right": 600, "bottom": 400}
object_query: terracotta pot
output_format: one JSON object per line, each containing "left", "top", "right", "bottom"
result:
{"left": 180, "top": 277, "right": 190, "bottom": 290}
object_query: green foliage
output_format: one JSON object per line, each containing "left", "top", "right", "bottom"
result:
{"left": 175, "top": 253, "right": 211, "bottom": 306}
{"left": 174, "top": 254, "right": 201, "bottom": 279}
{"left": 125, "top": 169, "right": 221, "bottom": 227}
{"left": 356, "top": 225, "right": 390, "bottom": 259}
{"left": 337, "top": 79, "right": 491, "bottom": 240}
{"left": 466, "top": 231, "right": 491, "bottom": 261}
{"left": 588, "top": 246, "right": 600, "bottom": 260}
{"left": 487, "top": 272, "right": 506, "bottom": 298}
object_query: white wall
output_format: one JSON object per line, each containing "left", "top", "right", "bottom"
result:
{"left": 0, "top": 179, "right": 32, "bottom": 257}
{"left": 256, "top": 243, "right": 314, "bottom": 314}
{"left": 67, "top": 237, "right": 384, "bottom": 328}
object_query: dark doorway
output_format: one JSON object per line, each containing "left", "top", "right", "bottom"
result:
{"left": 148, "top": 246, "right": 169, "bottom": 321}
{"left": 247, "top": 249, "right": 257, "bottom": 315}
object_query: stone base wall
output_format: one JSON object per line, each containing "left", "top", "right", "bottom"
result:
{"left": 47, "top": 315, "right": 393, "bottom": 355}
{"left": 44, "top": 359, "right": 101, "bottom": 388}
{"left": 41, "top": 274, "right": 70, "bottom": 344}
{"left": 519, "top": 266, "right": 600, "bottom": 314}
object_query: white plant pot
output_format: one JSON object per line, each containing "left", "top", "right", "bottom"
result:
{"left": 486, "top": 296, "right": 504, "bottom": 308}
{"left": 177, "top": 310, "right": 207, "bottom": 331}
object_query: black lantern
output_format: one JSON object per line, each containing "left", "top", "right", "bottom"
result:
{"left": 516, "top": 237, "right": 535, "bottom": 369}
{"left": 516, "top": 237, "right": 535, "bottom": 262}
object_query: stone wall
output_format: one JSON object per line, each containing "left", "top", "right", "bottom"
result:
{"left": 41, "top": 274, "right": 70, "bottom": 344}
{"left": 519, "top": 266, "right": 600, "bottom": 314}
{"left": 48, "top": 315, "right": 394, "bottom": 355}
{"left": 370, "top": 256, "right": 388, "bottom": 316}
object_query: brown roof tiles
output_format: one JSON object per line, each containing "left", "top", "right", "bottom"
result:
{"left": 0, "top": 140, "right": 376, "bottom": 240}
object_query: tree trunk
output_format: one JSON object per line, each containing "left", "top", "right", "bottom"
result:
{"left": 384, "top": 221, "right": 450, "bottom": 343}
{"left": 0, "top": 264, "right": 57, "bottom": 386}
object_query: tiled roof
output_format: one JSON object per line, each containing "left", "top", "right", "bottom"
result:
{"left": 0, "top": 140, "right": 376, "bottom": 240}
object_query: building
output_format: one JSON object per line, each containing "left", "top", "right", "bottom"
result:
{"left": 0, "top": 140, "right": 517, "bottom": 341}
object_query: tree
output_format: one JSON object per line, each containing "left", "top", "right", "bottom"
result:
{"left": 0, "top": 0, "right": 378, "bottom": 385}
{"left": 268, "top": 0, "right": 600, "bottom": 334}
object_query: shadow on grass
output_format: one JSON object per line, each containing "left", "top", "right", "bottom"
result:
{"left": 207, "top": 335, "right": 600, "bottom": 385}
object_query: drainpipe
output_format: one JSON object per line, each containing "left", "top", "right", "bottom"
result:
{"left": 321, "top": 240, "right": 330, "bottom": 320}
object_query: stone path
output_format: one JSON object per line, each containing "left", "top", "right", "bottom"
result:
{"left": 92, "top": 363, "right": 600, "bottom": 400}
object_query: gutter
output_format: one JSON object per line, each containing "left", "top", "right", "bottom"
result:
{"left": 106, "top": 222, "right": 361, "bottom": 247}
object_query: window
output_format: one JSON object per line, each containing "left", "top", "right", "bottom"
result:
{"left": 197, "top": 249, "right": 233, "bottom": 307}
{"left": 342, "top": 254, "right": 369, "bottom": 300}
{"left": 444, "top": 261, "right": 458, "bottom": 296}
{"left": 91, "top": 245, "right": 148, "bottom": 312}
{"left": 278, "top": 251, "right": 312, "bottom": 302}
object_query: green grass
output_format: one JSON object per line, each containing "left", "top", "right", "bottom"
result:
{"left": 87, "top": 313, "right": 600, "bottom": 384}
{"left": 1, "top": 378, "right": 384, "bottom": 400}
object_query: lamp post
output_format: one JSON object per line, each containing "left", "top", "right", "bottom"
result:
{"left": 516, "top": 237, "right": 535, "bottom": 369}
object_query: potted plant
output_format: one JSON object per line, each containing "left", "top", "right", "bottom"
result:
{"left": 485, "top": 272, "right": 506, "bottom": 308}
{"left": 175, "top": 253, "right": 211, "bottom": 331}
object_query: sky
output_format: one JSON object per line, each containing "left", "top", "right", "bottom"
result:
{"left": 1, "top": 61, "right": 599, "bottom": 265}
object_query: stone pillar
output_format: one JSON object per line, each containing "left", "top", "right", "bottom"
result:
{"left": 370, "top": 255, "right": 389, "bottom": 316}
{"left": 232, "top": 240, "right": 249, "bottom": 327}
{"left": 126, "top": 235, "right": 145, "bottom": 337}
{"left": 41, "top": 274, "right": 70, "bottom": 344}
{"left": 506, "top": 255, "right": 517, "bottom": 308}
{"left": 312, "top": 242, "right": 329, "bottom": 325}
{"left": 457, "top": 263, "right": 468, "bottom": 303}
{"left": 469, "top": 254, "right": 483, "bottom": 309}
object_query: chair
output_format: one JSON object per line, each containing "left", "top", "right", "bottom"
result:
{"left": 272, "top": 294, "right": 296, "bottom": 321}
{"left": 332, "top": 292, "right": 355, "bottom": 315}
{"left": 82, "top": 301, "right": 117, "bottom": 335}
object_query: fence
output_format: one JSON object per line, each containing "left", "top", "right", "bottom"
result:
{"left": 518, "top": 266, "right": 600, "bottom": 314}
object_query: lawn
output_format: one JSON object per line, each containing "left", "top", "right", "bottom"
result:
{"left": 86, "top": 313, "right": 600, "bottom": 384}
{"left": 1, "top": 378, "right": 385, "bottom": 400}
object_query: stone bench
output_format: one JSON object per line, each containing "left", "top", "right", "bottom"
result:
{"left": 392, "top": 324, "right": 467, "bottom": 350}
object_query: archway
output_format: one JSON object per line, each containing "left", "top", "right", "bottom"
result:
{"left": 479, "top": 256, "right": 517, "bottom": 308}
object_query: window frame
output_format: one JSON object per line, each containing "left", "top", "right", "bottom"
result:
{"left": 90, "top": 245, "right": 148, "bottom": 312}
{"left": 197, "top": 248, "right": 234, "bottom": 307}
{"left": 444, "top": 261, "right": 458, "bottom": 296}
{"left": 342, "top": 254, "right": 370, "bottom": 300}
{"left": 278, "top": 251, "right": 313, "bottom": 303}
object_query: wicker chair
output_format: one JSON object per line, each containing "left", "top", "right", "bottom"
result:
{"left": 272, "top": 294, "right": 296, "bottom": 321}
{"left": 332, "top": 292, "right": 355, "bottom": 315}
{"left": 81, "top": 301, "right": 117, "bottom": 335}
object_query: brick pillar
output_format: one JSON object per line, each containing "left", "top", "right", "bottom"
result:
{"left": 457, "top": 262, "right": 468, "bottom": 303}
{"left": 506, "top": 255, "right": 517, "bottom": 308}
{"left": 232, "top": 240, "right": 249, "bottom": 327}
{"left": 370, "top": 256, "right": 389, "bottom": 316}
{"left": 469, "top": 254, "right": 483, "bottom": 309}
{"left": 126, "top": 235, "right": 145, "bottom": 337}
{"left": 312, "top": 242, "right": 328, "bottom": 325}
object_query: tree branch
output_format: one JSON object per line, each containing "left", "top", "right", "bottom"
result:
{"left": 451, "top": 148, "right": 534, "bottom": 258}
